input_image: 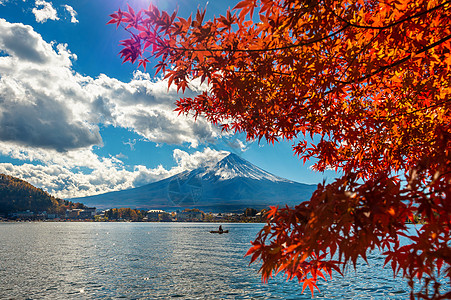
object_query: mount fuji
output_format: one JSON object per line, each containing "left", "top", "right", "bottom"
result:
{"left": 70, "top": 153, "right": 317, "bottom": 212}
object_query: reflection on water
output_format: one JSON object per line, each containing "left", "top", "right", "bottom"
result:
{"left": 0, "top": 222, "right": 446, "bottom": 299}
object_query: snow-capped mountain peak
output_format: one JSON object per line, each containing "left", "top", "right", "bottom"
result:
{"left": 203, "top": 153, "right": 291, "bottom": 182}
{"left": 71, "top": 152, "right": 317, "bottom": 211}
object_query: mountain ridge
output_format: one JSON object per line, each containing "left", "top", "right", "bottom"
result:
{"left": 0, "top": 174, "right": 86, "bottom": 214}
{"left": 70, "top": 153, "right": 317, "bottom": 212}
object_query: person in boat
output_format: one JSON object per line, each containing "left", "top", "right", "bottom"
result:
{"left": 219, "top": 225, "right": 223, "bottom": 233}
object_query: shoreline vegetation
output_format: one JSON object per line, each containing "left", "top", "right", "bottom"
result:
{"left": 0, "top": 207, "right": 269, "bottom": 223}
{"left": 0, "top": 207, "right": 425, "bottom": 224}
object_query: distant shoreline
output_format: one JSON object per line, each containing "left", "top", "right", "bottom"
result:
{"left": 0, "top": 218, "right": 266, "bottom": 223}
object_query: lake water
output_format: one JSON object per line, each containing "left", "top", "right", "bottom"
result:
{"left": 0, "top": 222, "right": 445, "bottom": 299}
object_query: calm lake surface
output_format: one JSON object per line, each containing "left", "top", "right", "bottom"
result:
{"left": 0, "top": 222, "right": 444, "bottom": 299}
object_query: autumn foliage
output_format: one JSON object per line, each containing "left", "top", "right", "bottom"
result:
{"left": 0, "top": 174, "right": 85, "bottom": 215}
{"left": 109, "top": 0, "right": 451, "bottom": 298}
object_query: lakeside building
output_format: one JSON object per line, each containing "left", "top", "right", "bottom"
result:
{"left": 146, "top": 209, "right": 168, "bottom": 222}
{"left": 65, "top": 207, "right": 96, "bottom": 219}
{"left": 8, "top": 210, "right": 48, "bottom": 220}
{"left": 11, "top": 210, "right": 36, "bottom": 219}
{"left": 176, "top": 210, "right": 203, "bottom": 222}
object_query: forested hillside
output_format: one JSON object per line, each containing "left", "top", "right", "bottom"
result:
{"left": 0, "top": 174, "right": 84, "bottom": 214}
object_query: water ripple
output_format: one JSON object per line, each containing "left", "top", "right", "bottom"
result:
{"left": 0, "top": 222, "right": 447, "bottom": 299}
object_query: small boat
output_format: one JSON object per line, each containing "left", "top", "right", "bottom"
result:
{"left": 210, "top": 230, "right": 229, "bottom": 234}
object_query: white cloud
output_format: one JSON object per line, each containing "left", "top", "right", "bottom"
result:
{"left": 0, "top": 20, "right": 98, "bottom": 151}
{"left": 172, "top": 148, "right": 229, "bottom": 171}
{"left": 0, "top": 144, "right": 229, "bottom": 198}
{"left": 0, "top": 19, "right": 232, "bottom": 198}
{"left": 226, "top": 138, "right": 250, "bottom": 152}
{"left": 32, "top": 0, "right": 59, "bottom": 23}
{"left": 86, "top": 72, "right": 221, "bottom": 147}
{"left": 63, "top": 4, "right": 78, "bottom": 23}
{"left": 0, "top": 19, "right": 221, "bottom": 151}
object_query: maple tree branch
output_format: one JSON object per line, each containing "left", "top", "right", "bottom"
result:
{"left": 168, "top": 24, "right": 350, "bottom": 54}
{"left": 338, "top": 30, "right": 383, "bottom": 83}
{"left": 377, "top": 98, "right": 451, "bottom": 121}
{"left": 340, "top": 33, "right": 451, "bottom": 85}
{"left": 335, "top": 0, "right": 451, "bottom": 30}
{"left": 131, "top": 0, "right": 451, "bottom": 57}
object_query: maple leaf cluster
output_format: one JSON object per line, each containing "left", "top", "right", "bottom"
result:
{"left": 109, "top": 0, "right": 451, "bottom": 298}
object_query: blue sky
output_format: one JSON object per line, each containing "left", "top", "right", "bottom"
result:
{"left": 0, "top": 0, "right": 337, "bottom": 199}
